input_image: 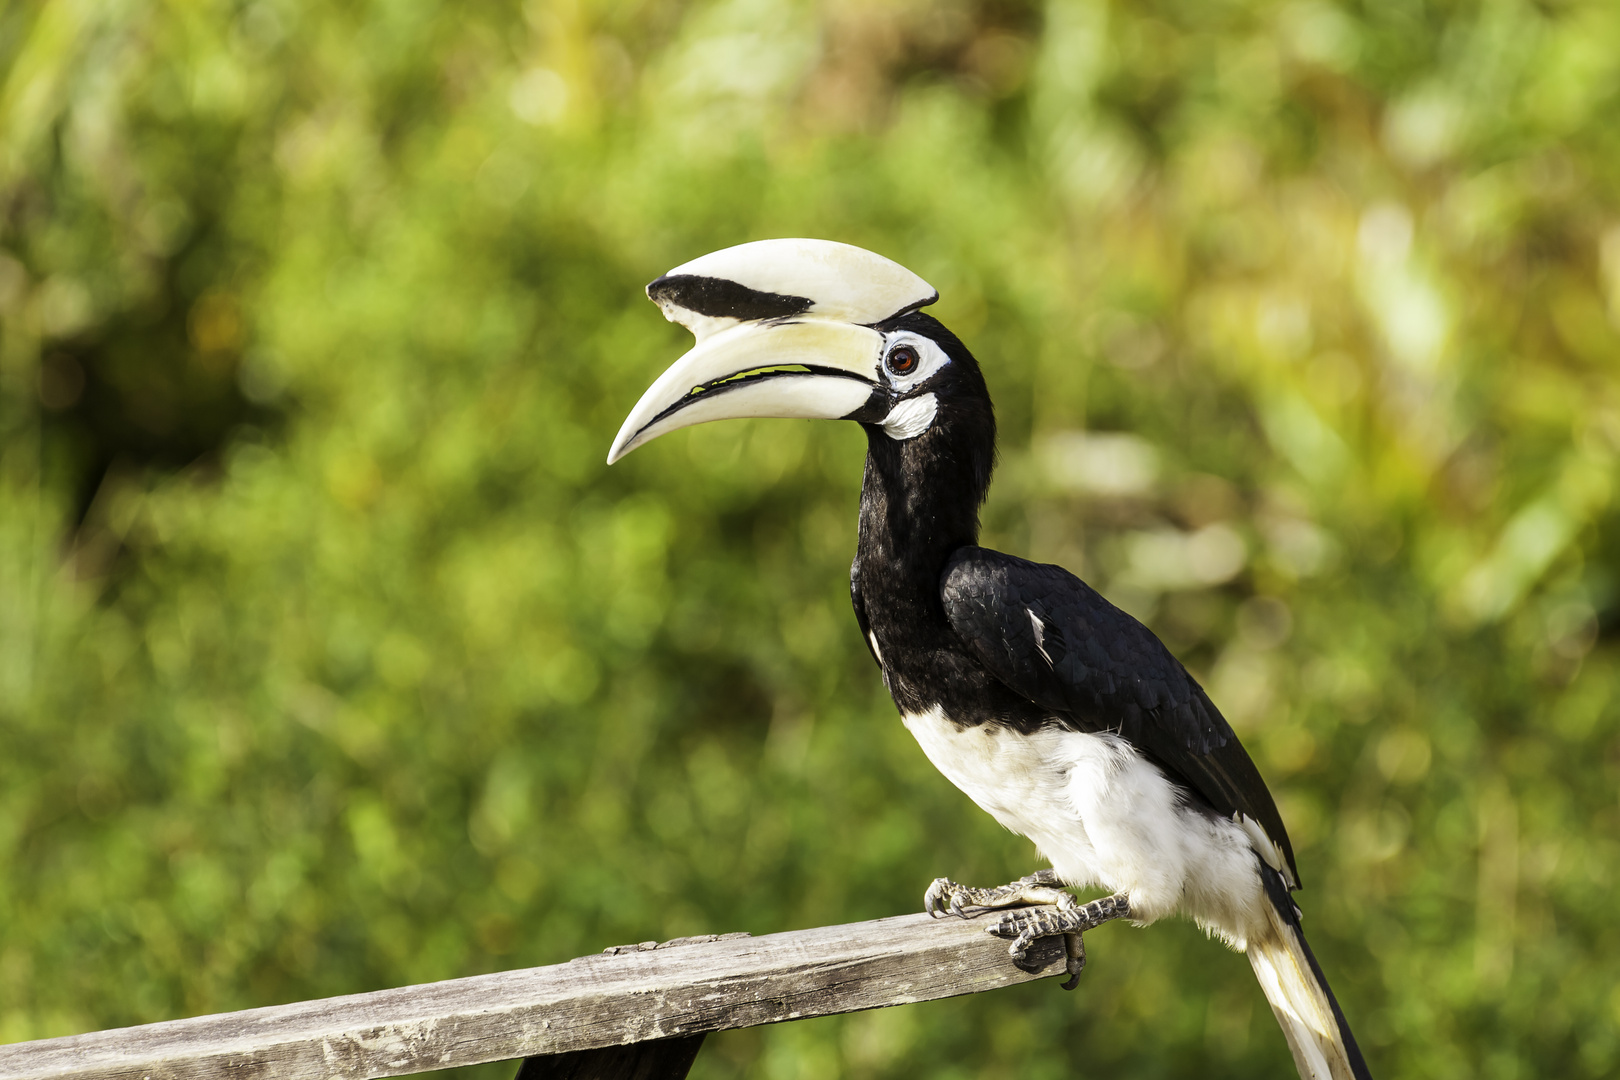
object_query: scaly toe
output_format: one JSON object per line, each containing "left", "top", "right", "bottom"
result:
{"left": 1061, "top": 933, "right": 1086, "bottom": 990}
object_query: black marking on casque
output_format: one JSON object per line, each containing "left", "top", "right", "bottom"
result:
{"left": 647, "top": 275, "right": 812, "bottom": 322}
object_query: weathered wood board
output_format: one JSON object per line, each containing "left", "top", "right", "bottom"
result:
{"left": 0, "top": 911, "right": 1065, "bottom": 1080}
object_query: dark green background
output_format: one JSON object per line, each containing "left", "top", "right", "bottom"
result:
{"left": 3, "top": 0, "right": 1618, "bottom": 1076}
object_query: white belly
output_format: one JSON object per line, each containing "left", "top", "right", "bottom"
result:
{"left": 901, "top": 705, "right": 1271, "bottom": 946}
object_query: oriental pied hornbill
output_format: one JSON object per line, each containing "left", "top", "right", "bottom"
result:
{"left": 607, "top": 239, "right": 1371, "bottom": 1080}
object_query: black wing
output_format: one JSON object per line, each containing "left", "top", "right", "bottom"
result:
{"left": 941, "top": 546, "right": 1299, "bottom": 888}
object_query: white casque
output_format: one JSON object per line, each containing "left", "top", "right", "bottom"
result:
{"left": 607, "top": 239, "right": 944, "bottom": 464}
{"left": 658, "top": 238, "right": 937, "bottom": 341}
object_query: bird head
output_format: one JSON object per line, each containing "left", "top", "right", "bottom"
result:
{"left": 606, "top": 239, "right": 993, "bottom": 481}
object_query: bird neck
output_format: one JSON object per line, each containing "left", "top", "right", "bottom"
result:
{"left": 855, "top": 416, "right": 994, "bottom": 605}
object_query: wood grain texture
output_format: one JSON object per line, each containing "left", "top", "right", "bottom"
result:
{"left": 0, "top": 911, "right": 1065, "bottom": 1080}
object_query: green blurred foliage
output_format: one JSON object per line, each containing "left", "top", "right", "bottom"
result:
{"left": 3, "top": 0, "right": 1619, "bottom": 1076}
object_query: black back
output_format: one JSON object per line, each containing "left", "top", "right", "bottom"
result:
{"left": 940, "top": 547, "right": 1299, "bottom": 886}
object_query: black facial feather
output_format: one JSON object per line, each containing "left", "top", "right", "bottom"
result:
{"left": 867, "top": 310, "right": 997, "bottom": 501}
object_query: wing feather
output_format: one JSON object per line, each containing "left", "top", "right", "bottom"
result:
{"left": 941, "top": 546, "right": 1300, "bottom": 888}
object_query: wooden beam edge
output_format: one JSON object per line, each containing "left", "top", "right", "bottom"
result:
{"left": 0, "top": 911, "right": 1065, "bottom": 1080}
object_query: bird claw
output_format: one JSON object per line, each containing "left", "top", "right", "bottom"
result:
{"left": 922, "top": 871, "right": 1077, "bottom": 921}
{"left": 981, "top": 892, "right": 1131, "bottom": 990}
{"left": 923, "top": 877, "right": 960, "bottom": 919}
{"left": 1061, "top": 935, "right": 1086, "bottom": 991}
{"left": 922, "top": 871, "right": 1115, "bottom": 988}
{"left": 986, "top": 908, "right": 1055, "bottom": 956}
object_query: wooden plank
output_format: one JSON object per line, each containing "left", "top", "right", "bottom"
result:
{"left": 0, "top": 911, "right": 1065, "bottom": 1080}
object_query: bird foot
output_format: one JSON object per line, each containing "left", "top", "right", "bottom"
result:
{"left": 983, "top": 892, "right": 1131, "bottom": 990}
{"left": 925, "top": 870, "right": 1102, "bottom": 990}
{"left": 924, "top": 868, "right": 1077, "bottom": 919}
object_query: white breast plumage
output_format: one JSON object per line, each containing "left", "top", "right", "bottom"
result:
{"left": 899, "top": 705, "right": 1273, "bottom": 944}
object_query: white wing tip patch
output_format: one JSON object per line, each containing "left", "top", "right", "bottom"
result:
{"left": 1027, "top": 608, "right": 1053, "bottom": 666}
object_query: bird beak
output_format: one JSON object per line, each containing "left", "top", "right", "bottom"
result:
{"left": 606, "top": 319, "right": 886, "bottom": 464}
{"left": 606, "top": 239, "right": 936, "bottom": 464}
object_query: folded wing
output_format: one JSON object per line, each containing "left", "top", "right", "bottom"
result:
{"left": 940, "top": 546, "right": 1299, "bottom": 888}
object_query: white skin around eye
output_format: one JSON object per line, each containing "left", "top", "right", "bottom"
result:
{"left": 880, "top": 332, "right": 950, "bottom": 392}
{"left": 877, "top": 332, "right": 948, "bottom": 440}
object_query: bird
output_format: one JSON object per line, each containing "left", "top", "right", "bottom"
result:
{"left": 607, "top": 238, "right": 1372, "bottom": 1080}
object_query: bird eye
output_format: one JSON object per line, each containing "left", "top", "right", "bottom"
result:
{"left": 885, "top": 344, "right": 920, "bottom": 377}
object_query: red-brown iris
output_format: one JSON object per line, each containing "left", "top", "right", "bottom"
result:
{"left": 885, "top": 343, "right": 919, "bottom": 377}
